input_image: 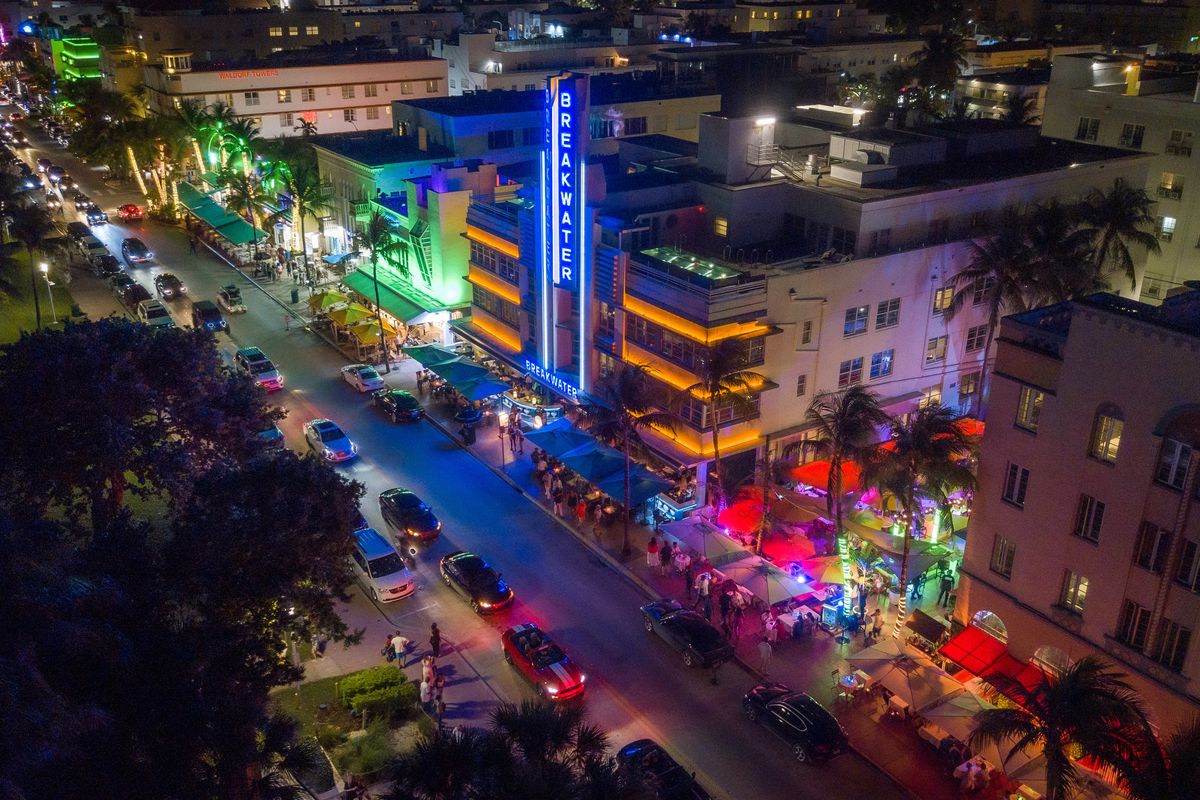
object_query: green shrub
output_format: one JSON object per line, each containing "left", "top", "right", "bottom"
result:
{"left": 340, "top": 667, "right": 405, "bottom": 707}
{"left": 314, "top": 723, "right": 348, "bottom": 751}
{"left": 332, "top": 722, "right": 395, "bottom": 778}
{"left": 347, "top": 680, "right": 418, "bottom": 722}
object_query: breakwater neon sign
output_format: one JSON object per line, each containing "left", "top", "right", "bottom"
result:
{"left": 524, "top": 359, "right": 580, "bottom": 400}
{"left": 549, "top": 75, "right": 582, "bottom": 289}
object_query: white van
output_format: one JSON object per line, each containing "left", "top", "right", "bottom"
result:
{"left": 351, "top": 527, "right": 415, "bottom": 602}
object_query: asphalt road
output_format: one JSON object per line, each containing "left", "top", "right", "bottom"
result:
{"left": 11, "top": 111, "right": 907, "bottom": 800}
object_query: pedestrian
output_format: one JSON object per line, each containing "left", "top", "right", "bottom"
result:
{"left": 434, "top": 673, "right": 446, "bottom": 704}
{"left": 421, "top": 654, "right": 436, "bottom": 684}
{"left": 870, "top": 608, "right": 884, "bottom": 640}
{"left": 419, "top": 678, "right": 433, "bottom": 712}
{"left": 507, "top": 424, "right": 517, "bottom": 453}
{"left": 451, "top": 724, "right": 466, "bottom": 742}
{"left": 912, "top": 572, "right": 927, "bottom": 600}
{"left": 732, "top": 605, "right": 745, "bottom": 639}
{"left": 541, "top": 470, "right": 553, "bottom": 500}
{"left": 382, "top": 634, "right": 396, "bottom": 662}
{"left": 701, "top": 593, "right": 714, "bottom": 622}
{"left": 757, "top": 637, "right": 773, "bottom": 674}
{"left": 189, "top": 236, "right": 198, "bottom": 254}
{"left": 283, "top": 313, "right": 291, "bottom": 332}
{"left": 858, "top": 585, "right": 868, "bottom": 618}
{"left": 575, "top": 497, "right": 587, "bottom": 527}
{"left": 514, "top": 426, "right": 524, "bottom": 454}
{"left": 430, "top": 623, "right": 442, "bottom": 658}
{"left": 552, "top": 487, "right": 564, "bottom": 517}
{"left": 435, "top": 698, "right": 446, "bottom": 723}
{"left": 937, "top": 572, "right": 954, "bottom": 608}
{"left": 718, "top": 589, "right": 733, "bottom": 623}
{"left": 592, "top": 502, "right": 604, "bottom": 536}
{"left": 658, "top": 540, "right": 673, "bottom": 577}
{"left": 391, "top": 632, "right": 412, "bottom": 668}
{"left": 684, "top": 559, "right": 697, "bottom": 601}
{"left": 646, "top": 535, "right": 659, "bottom": 568}
{"left": 565, "top": 490, "right": 577, "bottom": 518}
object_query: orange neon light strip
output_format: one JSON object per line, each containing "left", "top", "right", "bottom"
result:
{"left": 471, "top": 311, "right": 521, "bottom": 353}
{"left": 645, "top": 421, "right": 762, "bottom": 458}
{"left": 468, "top": 266, "right": 521, "bottom": 305}
{"left": 625, "top": 342, "right": 772, "bottom": 400}
{"left": 466, "top": 225, "right": 520, "bottom": 259}
{"left": 623, "top": 294, "right": 771, "bottom": 345}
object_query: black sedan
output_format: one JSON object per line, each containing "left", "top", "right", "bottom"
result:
{"left": 439, "top": 551, "right": 513, "bottom": 614}
{"left": 154, "top": 272, "right": 187, "bottom": 299}
{"left": 91, "top": 254, "right": 122, "bottom": 279}
{"left": 640, "top": 600, "right": 734, "bottom": 669}
{"left": 122, "top": 237, "right": 153, "bottom": 264}
{"left": 86, "top": 206, "right": 108, "bottom": 225}
{"left": 742, "top": 683, "right": 849, "bottom": 764}
{"left": 373, "top": 388, "right": 423, "bottom": 422}
{"left": 380, "top": 487, "right": 441, "bottom": 545}
{"left": 616, "top": 739, "right": 712, "bottom": 800}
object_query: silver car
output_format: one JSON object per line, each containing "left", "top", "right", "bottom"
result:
{"left": 304, "top": 418, "right": 357, "bottom": 462}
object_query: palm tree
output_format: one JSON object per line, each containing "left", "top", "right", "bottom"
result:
{"left": 294, "top": 118, "right": 318, "bottom": 138}
{"left": 579, "top": 365, "right": 676, "bottom": 557}
{"left": 1003, "top": 94, "right": 1042, "bottom": 125}
{"left": 1025, "top": 199, "right": 1103, "bottom": 304}
{"left": 682, "top": 339, "right": 766, "bottom": 508}
{"left": 9, "top": 205, "right": 58, "bottom": 329}
{"left": 174, "top": 98, "right": 212, "bottom": 172}
{"left": 787, "top": 387, "right": 888, "bottom": 604}
{"left": 355, "top": 212, "right": 408, "bottom": 372}
{"left": 1124, "top": 715, "right": 1200, "bottom": 800}
{"left": 281, "top": 162, "right": 333, "bottom": 290}
{"left": 220, "top": 169, "right": 275, "bottom": 256}
{"left": 861, "top": 404, "right": 974, "bottom": 637}
{"left": 1074, "top": 177, "right": 1161, "bottom": 291}
{"left": 971, "top": 656, "right": 1158, "bottom": 800}
{"left": 915, "top": 29, "right": 968, "bottom": 94}
{"left": 242, "top": 712, "right": 328, "bottom": 800}
{"left": 490, "top": 700, "right": 609, "bottom": 769}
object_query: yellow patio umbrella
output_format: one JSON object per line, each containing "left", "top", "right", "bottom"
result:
{"left": 307, "top": 289, "right": 349, "bottom": 312}
{"left": 328, "top": 303, "right": 374, "bottom": 327}
{"left": 347, "top": 319, "right": 396, "bottom": 344}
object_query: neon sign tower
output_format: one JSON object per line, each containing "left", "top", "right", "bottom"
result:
{"left": 539, "top": 72, "right": 590, "bottom": 397}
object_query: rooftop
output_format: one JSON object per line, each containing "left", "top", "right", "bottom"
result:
{"left": 1007, "top": 289, "right": 1200, "bottom": 349}
{"left": 960, "top": 67, "right": 1051, "bottom": 86}
{"left": 311, "top": 131, "right": 452, "bottom": 167}
{"left": 640, "top": 246, "right": 742, "bottom": 281}
{"left": 399, "top": 90, "right": 543, "bottom": 117}
{"left": 175, "top": 42, "right": 440, "bottom": 73}
{"left": 619, "top": 133, "right": 700, "bottom": 158}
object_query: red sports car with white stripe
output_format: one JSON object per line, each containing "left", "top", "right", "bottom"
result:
{"left": 501, "top": 623, "right": 587, "bottom": 701}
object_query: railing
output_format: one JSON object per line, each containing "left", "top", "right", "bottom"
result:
{"left": 352, "top": 200, "right": 371, "bottom": 219}
{"left": 746, "top": 143, "right": 780, "bottom": 166}
{"left": 1157, "top": 186, "right": 1184, "bottom": 200}
{"left": 1166, "top": 143, "right": 1193, "bottom": 157}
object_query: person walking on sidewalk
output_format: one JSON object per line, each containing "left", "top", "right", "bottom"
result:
{"left": 658, "top": 541, "right": 674, "bottom": 577}
{"left": 430, "top": 623, "right": 442, "bottom": 658}
{"left": 646, "top": 536, "right": 659, "bottom": 569}
{"left": 937, "top": 571, "right": 955, "bottom": 608}
{"left": 683, "top": 559, "right": 697, "bottom": 602}
{"left": 391, "top": 632, "right": 412, "bottom": 668}
{"left": 692, "top": 571, "right": 711, "bottom": 609}
{"left": 189, "top": 236, "right": 198, "bottom": 254}
{"left": 757, "top": 637, "right": 773, "bottom": 674}
{"left": 283, "top": 313, "right": 291, "bottom": 332}
{"left": 514, "top": 426, "right": 524, "bottom": 454}
{"left": 421, "top": 654, "right": 436, "bottom": 685}
{"left": 434, "top": 673, "right": 446, "bottom": 706}
{"left": 419, "top": 678, "right": 433, "bottom": 713}
{"left": 575, "top": 497, "right": 587, "bottom": 528}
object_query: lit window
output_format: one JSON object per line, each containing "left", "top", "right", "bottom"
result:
{"left": 932, "top": 286, "right": 953, "bottom": 315}
{"left": 875, "top": 297, "right": 899, "bottom": 329}
{"left": 344, "top": 108, "right": 356, "bottom": 123}
{"left": 1073, "top": 494, "right": 1105, "bottom": 543}
{"left": 425, "top": 79, "right": 440, "bottom": 93}
{"left": 400, "top": 82, "right": 413, "bottom": 95}
{"left": 869, "top": 349, "right": 893, "bottom": 379}
{"left": 959, "top": 371, "right": 979, "bottom": 397}
{"left": 990, "top": 535, "right": 1015, "bottom": 578}
{"left": 341, "top": 85, "right": 356, "bottom": 99}
{"left": 305, "top": 25, "right": 319, "bottom": 35}
{"left": 1015, "top": 386, "right": 1044, "bottom": 432}
{"left": 1002, "top": 462, "right": 1029, "bottom": 506}
{"left": 288, "top": 26, "right": 298, "bottom": 36}
{"left": 277, "top": 89, "right": 291, "bottom": 103}
{"left": 1159, "top": 172, "right": 1185, "bottom": 199}
{"left": 1157, "top": 438, "right": 1192, "bottom": 489}
{"left": 925, "top": 335, "right": 947, "bottom": 364}
{"left": 1090, "top": 413, "right": 1123, "bottom": 462}
{"left": 838, "top": 357, "right": 863, "bottom": 387}
{"left": 920, "top": 385, "right": 942, "bottom": 409}
{"left": 965, "top": 324, "right": 988, "bottom": 353}
{"left": 1157, "top": 216, "right": 1176, "bottom": 242}
{"left": 713, "top": 217, "right": 728, "bottom": 237}
{"left": 1059, "top": 570, "right": 1089, "bottom": 614}
{"left": 843, "top": 305, "right": 869, "bottom": 337}
{"left": 268, "top": 26, "right": 282, "bottom": 37}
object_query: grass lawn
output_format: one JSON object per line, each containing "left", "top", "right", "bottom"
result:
{"left": 270, "top": 674, "right": 359, "bottom": 736}
{"left": 0, "top": 251, "right": 76, "bottom": 344}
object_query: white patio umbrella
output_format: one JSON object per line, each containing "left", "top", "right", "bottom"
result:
{"left": 661, "top": 518, "right": 752, "bottom": 567}
{"left": 921, "top": 692, "right": 996, "bottom": 743}
{"left": 875, "top": 659, "right": 963, "bottom": 713}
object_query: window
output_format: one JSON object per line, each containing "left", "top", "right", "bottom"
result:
{"left": 1153, "top": 619, "right": 1191, "bottom": 671}
{"left": 625, "top": 116, "right": 648, "bottom": 135}
{"left": 960, "top": 371, "right": 980, "bottom": 397}
{"left": 713, "top": 217, "right": 728, "bottom": 237}
{"left": 522, "top": 127, "right": 540, "bottom": 146}
{"left": 472, "top": 285, "right": 521, "bottom": 328}
{"left": 400, "top": 82, "right": 413, "bottom": 95}
{"left": 1002, "top": 463, "right": 1030, "bottom": 506}
{"left": 364, "top": 83, "right": 378, "bottom": 98}
{"left": 843, "top": 305, "right": 869, "bottom": 337}
{"left": 796, "top": 374, "right": 807, "bottom": 397}
{"left": 1075, "top": 116, "right": 1099, "bottom": 142}
{"left": 990, "top": 535, "right": 1016, "bottom": 578}
{"left": 932, "top": 287, "right": 953, "bottom": 315}
{"left": 306, "top": 25, "right": 319, "bottom": 35}
{"left": 1118, "top": 123, "right": 1145, "bottom": 149}
{"left": 1167, "top": 129, "right": 1193, "bottom": 156}
{"left": 1157, "top": 216, "right": 1177, "bottom": 242}
{"left": 1015, "top": 386, "right": 1044, "bottom": 432}
{"left": 875, "top": 298, "right": 900, "bottom": 329}
{"left": 1134, "top": 522, "right": 1170, "bottom": 573}
{"left": 425, "top": 79, "right": 440, "bottom": 93}
{"left": 965, "top": 324, "right": 988, "bottom": 353}
{"left": 838, "top": 357, "right": 863, "bottom": 387}
{"left": 301, "top": 87, "right": 316, "bottom": 102}
{"left": 1157, "top": 438, "right": 1193, "bottom": 489}
{"left": 268, "top": 26, "right": 282, "bottom": 37}
{"left": 366, "top": 107, "right": 379, "bottom": 120}
{"left": 1177, "top": 538, "right": 1200, "bottom": 592}
{"left": 469, "top": 240, "right": 519, "bottom": 283}
{"left": 341, "top": 85, "right": 356, "bottom": 99}
{"left": 1073, "top": 494, "right": 1105, "bottom": 543}
{"left": 343, "top": 108, "right": 356, "bottom": 123}
{"left": 801, "top": 320, "right": 812, "bottom": 345}
{"left": 869, "top": 228, "right": 892, "bottom": 254}
{"left": 972, "top": 277, "right": 994, "bottom": 306}
{"left": 831, "top": 226, "right": 856, "bottom": 254}
{"left": 277, "top": 89, "right": 291, "bottom": 103}
{"left": 869, "top": 349, "right": 894, "bottom": 379}
{"left": 1059, "top": 571, "right": 1089, "bottom": 614}
{"left": 1090, "top": 414, "right": 1123, "bottom": 462}
{"left": 1158, "top": 172, "right": 1184, "bottom": 200}
{"left": 279, "top": 112, "right": 293, "bottom": 128}
{"left": 925, "top": 335, "right": 947, "bottom": 364}
{"left": 921, "top": 385, "right": 942, "bottom": 408}
{"left": 243, "top": 91, "right": 260, "bottom": 106}
{"left": 928, "top": 218, "right": 950, "bottom": 242}
{"left": 1117, "top": 600, "right": 1151, "bottom": 651}
{"left": 487, "top": 129, "right": 514, "bottom": 149}
{"left": 288, "top": 26, "right": 298, "bottom": 36}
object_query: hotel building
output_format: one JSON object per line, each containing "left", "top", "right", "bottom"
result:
{"left": 955, "top": 290, "right": 1200, "bottom": 732}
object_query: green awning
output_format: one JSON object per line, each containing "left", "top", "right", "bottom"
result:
{"left": 199, "top": 171, "right": 222, "bottom": 188}
{"left": 213, "top": 217, "right": 270, "bottom": 247}
{"left": 343, "top": 270, "right": 425, "bottom": 323}
{"left": 177, "top": 181, "right": 217, "bottom": 213}
{"left": 192, "top": 202, "right": 241, "bottom": 229}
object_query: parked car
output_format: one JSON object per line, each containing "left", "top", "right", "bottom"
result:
{"left": 136, "top": 299, "right": 174, "bottom": 328}
{"left": 616, "top": 740, "right": 712, "bottom": 800}
{"left": 501, "top": 623, "right": 586, "bottom": 701}
{"left": 43, "top": 192, "right": 60, "bottom": 211}
{"left": 350, "top": 527, "right": 415, "bottom": 603}
{"left": 35, "top": 157, "right": 50, "bottom": 172}
{"left": 216, "top": 284, "right": 246, "bottom": 313}
{"left": 121, "top": 237, "right": 152, "bottom": 264}
{"left": 91, "top": 254, "right": 122, "bottom": 279}
{"left": 120, "top": 283, "right": 150, "bottom": 309}
{"left": 21, "top": 174, "right": 42, "bottom": 191}
{"left": 117, "top": 203, "right": 143, "bottom": 222}
{"left": 439, "top": 550, "right": 513, "bottom": 613}
{"left": 79, "top": 235, "right": 109, "bottom": 265}
{"left": 257, "top": 423, "right": 285, "bottom": 449}
{"left": 109, "top": 272, "right": 136, "bottom": 297}
{"left": 372, "top": 388, "right": 423, "bottom": 422}
{"left": 742, "top": 683, "right": 849, "bottom": 764}
{"left": 379, "top": 487, "right": 441, "bottom": 545}
{"left": 190, "top": 300, "right": 227, "bottom": 332}
{"left": 640, "top": 600, "right": 735, "bottom": 669}
{"left": 234, "top": 347, "right": 284, "bottom": 391}
{"left": 303, "top": 418, "right": 357, "bottom": 462}
{"left": 340, "top": 363, "right": 386, "bottom": 392}
{"left": 153, "top": 272, "right": 186, "bottom": 300}
{"left": 85, "top": 206, "right": 108, "bottom": 225}
{"left": 66, "top": 221, "right": 90, "bottom": 239}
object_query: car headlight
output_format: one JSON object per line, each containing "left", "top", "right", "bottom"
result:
{"left": 580, "top": 674, "right": 587, "bottom": 682}
{"left": 350, "top": 442, "right": 358, "bottom": 455}
{"left": 323, "top": 448, "right": 335, "bottom": 459}
{"left": 478, "top": 601, "right": 492, "bottom": 608}
{"left": 435, "top": 521, "right": 442, "bottom": 531}
{"left": 179, "top": 286, "right": 187, "bottom": 294}
{"left": 545, "top": 685, "right": 558, "bottom": 695}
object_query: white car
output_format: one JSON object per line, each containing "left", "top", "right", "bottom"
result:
{"left": 341, "top": 363, "right": 386, "bottom": 393}
{"left": 303, "top": 418, "right": 357, "bottom": 462}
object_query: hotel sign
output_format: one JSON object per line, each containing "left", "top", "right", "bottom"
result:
{"left": 524, "top": 359, "right": 580, "bottom": 400}
{"left": 546, "top": 73, "right": 586, "bottom": 290}
{"left": 217, "top": 69, "right": 280, "bottom": 80}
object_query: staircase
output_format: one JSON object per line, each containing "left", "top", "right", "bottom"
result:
{"left": 745, "top": 144, "right": 811, "bottom": 182}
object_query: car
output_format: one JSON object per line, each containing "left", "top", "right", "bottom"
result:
{"left": 373, "top": 388, "right": 423, "bottom": 422}
{"left": 121, "top": 237, "right": 152, "bottom": 264}
{"left": 350, "top": 527, "right": 415, "bottom": 603}
{"left": 439, "top": 550, "right": 513, "bottom": 613}
{"left": 72, "top": 191, "right": 91, "bottom": 210}
{"left": 46, "top": 166, "right": 65, "bottom": 183}
{"left": 9, "top": 111, "right": 24, "bottom": 121}
{"left": 257, "top": 423, "right": 285, "bottom": 449}
{"left": 21, "top": 174, "right": 42, "bottom": 191}
{"left": 86, "top": 207, "right": 108, "bottom": 225}
{"left": 303, "top": 418, "right": 357, "bottom": 462}
{"left": 35, "top": 157, "right": 50, "bottom": 172}
{"left": 121, "top": 283, "right": 152, "bottom": 309}
{"left": 640, "top": 600, "right": 735, "bottom": 669}
{"left": 117, "top": 203, "right": 143, "bottom": 222}
{"left": 66, "top": 221, "right": 90, "bottom": 239}
{"left": 217, "top": 284, "right": 246, "bottom": 313}
{"left": 42, "top": 192, "right": 60, "bottom": 211}
{"left": 379, "top": 487, "right": 441, "bottom": 544}
{"left": 10, "top": 131, "right": 27, "bottom": 146}
{"left": 191, "top": 299, "right": 227, "bottom": 332}
{"left": 91, "top": 254, "right": 122, "bottom": 279}
{"left": 137, "top": 299, "right": 174, "bottom": 328}
{"left": 501, "top": 623, "right": 586, "bottom": 701}
{"left": 742, "top": 683, "right": 849, "bottom": 763}
{"left": 79, "top": 235, "right": 109, "bottom": 265}
{"left": 154, "top": 272, "right": 186, "bottom": 300}
{"left": 234, "top": 347, "right": 284, "bottom": 391}
{"left": 616, "top": 740, "right": 713, "bottom": 800}
{"left": 109, "top": 272, "right": 136, "bottom": 297}
{"left": 341, "top": 363, "right": 386, "bottom": 392}
{"left": 57, "top": 174, "right": 75, "bottom": 192}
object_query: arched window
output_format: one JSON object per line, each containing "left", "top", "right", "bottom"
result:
{"left": 1089, "top": 403, "right": 1124, "bottom": 464}
{"left": 972, "top": 610, "right": 1008, "bottom": 643}
{"left": 1032, "top": 645, "right": 1071, "bottom": 675}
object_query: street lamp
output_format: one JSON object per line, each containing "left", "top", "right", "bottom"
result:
{"left": 39, "top": 262, "right": 56, "bottom": 324}
{"left": 497, "top": 411, "right": 510, "bottom": 470}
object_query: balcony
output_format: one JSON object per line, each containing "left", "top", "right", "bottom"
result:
{"left": 1166, "top": 143, "right": 1193, "bottom": 157}
{"left": 352, "top": 200, "right": 371, "bottom": 219}
{"left": 1157, "top": 185, "right": 1184, "bottom": 200}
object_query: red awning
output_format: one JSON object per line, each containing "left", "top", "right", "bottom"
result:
{"left": 938, "top": 625, "right": 1007, "bottom": 675}
{"left": 982, "top": 653, "right": 1047, "bottom": 696}
{"left": 789, "top": 460, "right": 861, "bottom": 493}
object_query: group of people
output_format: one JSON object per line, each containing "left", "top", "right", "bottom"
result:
{"left": 381, "top": 622, "right": 448, "bottom": 722}
{"left": 532, "top": 449, "right": 615, "bottom": 533}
